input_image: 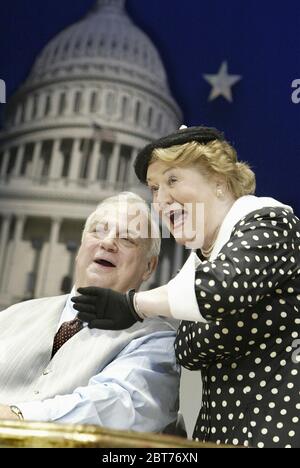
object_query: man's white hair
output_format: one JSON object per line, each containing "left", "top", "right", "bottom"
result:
{"left": 82, "top": 192, "right": 161, "bottom": 258}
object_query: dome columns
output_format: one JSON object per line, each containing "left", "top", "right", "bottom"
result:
{"left": 0, "top": 215, "right": 26, "bottom": 294}
{"left": 36, "top": 217, "right": 62, "bottom": 297}
{"left": 88, "top": 140, "right": 101, "bottom": 183}
{"left": 68, "top": 139, "right": 82, "bottom": 186}
{"left": 0, "top": 214, "right": 12, "bottom": 290}
{"left": 31, "top": 141, "right": 43, "bottom": 181}
{"left": 12, "top": 145, "right": 26, "bottom": 178}
{"left": 108, "top": 142, "right": 121, "bottom": 186}
{"left": 48, "top": 140, "right": 64, "bottom": 181}
{"left": 0, "top": 149, "right": 10, "bottom": 179}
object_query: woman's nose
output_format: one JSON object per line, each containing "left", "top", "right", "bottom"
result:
{"left": 156, "top": 186, "right": 173, "bottom": 207}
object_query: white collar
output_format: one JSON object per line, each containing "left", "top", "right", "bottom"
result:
{"left": 208, "top": 195, "right": 293, "bottom": 261}
{"left": 57, "top": 286, "right": 78, "bottom": 329}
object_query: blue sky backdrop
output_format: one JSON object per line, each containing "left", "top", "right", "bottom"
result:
{"left": 0, "top": 0, "right": 299, "bottom": 212}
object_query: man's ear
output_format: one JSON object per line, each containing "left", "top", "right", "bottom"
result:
{"left": 142, "top": 256, "right": 158, "bottom": 282}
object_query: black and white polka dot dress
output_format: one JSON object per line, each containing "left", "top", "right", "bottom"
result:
{"left": 175, "top": 207, "right": 300, "bottom": 448}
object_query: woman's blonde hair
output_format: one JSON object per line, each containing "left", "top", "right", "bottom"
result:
{"left": 150, "top": 140, "right": 256, "bottom": 199}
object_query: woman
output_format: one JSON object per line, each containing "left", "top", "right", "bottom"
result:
{"left": 72, "top": 126, "right": 300, "bottom": 448}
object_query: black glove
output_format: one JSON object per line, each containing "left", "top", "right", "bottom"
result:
{"left": 71, "top": 287, "right": 143, "bottom": 330}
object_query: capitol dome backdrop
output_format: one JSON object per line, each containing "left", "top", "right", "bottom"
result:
{"left": 0, "top": 0, "right": 186, "bottom": 310}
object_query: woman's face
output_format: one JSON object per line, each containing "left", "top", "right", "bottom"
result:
{"left": 147, "top": 160, "right": 218, "bottom": 248}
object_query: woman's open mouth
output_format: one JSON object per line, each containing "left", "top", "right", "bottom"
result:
{"left": 169, "top": 209, "right": 187, "bottom": 229}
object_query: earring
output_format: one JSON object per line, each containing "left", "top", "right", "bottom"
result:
{"left": 216, "top": 187, "right": 223, "bottom": 198}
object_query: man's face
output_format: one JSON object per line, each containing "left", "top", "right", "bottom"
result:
{"left": 75, "top": 205, "right": 156, "bottom": 293}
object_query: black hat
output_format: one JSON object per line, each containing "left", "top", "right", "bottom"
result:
{"left": 134, "top": 125, "right": 225, "bottom": 183}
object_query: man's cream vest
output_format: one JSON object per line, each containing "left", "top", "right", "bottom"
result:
{"left": 0, "top": 295, "right": 176, "bottom": 405}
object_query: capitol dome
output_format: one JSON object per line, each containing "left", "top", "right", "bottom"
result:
{"left": 0, "top": 0, "right": 183, "bottom": 309}
{"left": 5, "top": 0, "right": 181, "bottom": 140}
{"left": 30, "top": 0, "right": 169, "bottom": 93}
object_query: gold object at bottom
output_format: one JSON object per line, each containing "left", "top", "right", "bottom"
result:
{"left": 0, "top": 420, "right": 230, "bottom": 448}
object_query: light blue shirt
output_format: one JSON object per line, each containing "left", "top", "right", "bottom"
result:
{"left": 16, "top": 292, "right": 180, "bottom": 432}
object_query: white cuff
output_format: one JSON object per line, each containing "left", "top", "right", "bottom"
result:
{"left": 16, "top": 401, "right": 50, "bottom": 422}
{"left": 167, "top": 252, "right": 208, "bottom": 323}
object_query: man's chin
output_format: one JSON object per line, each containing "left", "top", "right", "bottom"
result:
{"left": 76, "top": 274, "right": 113, "bottom": 291}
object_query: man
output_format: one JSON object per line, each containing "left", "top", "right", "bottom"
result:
{"left": 0, "top": 192, "right": 180, "bottom": 432}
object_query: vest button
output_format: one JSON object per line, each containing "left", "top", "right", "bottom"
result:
{"left": 43, "top": 370, "right": 50, "bottom": 375}
{"left": 34, "top": 390, "right": 40, "bottom": 395}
